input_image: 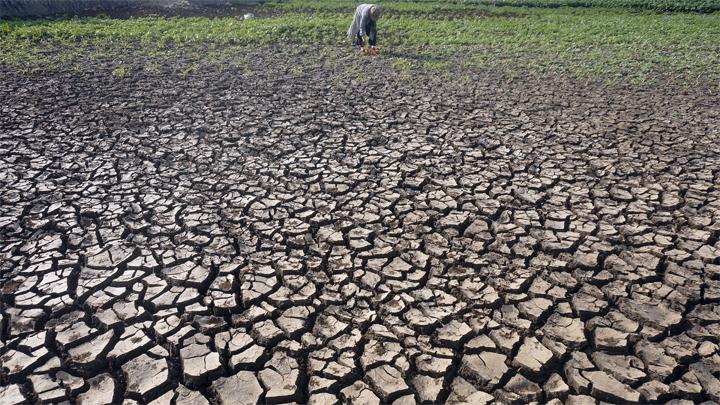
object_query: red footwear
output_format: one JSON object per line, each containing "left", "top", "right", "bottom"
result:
{"left": 359, "top": 48, "right": 368, "bottom": 56}
{"left": 370, "top": 47, "right": 378, "bottom": 56}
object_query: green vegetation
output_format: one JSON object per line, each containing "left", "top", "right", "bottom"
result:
{"left": 111, "top": 63, "right": 127, "bottom": 78}
{"left": 471, "top": 0, "right": 720, "bottom": 13}
{"left": 1, "top": 0, "right": 719, "bottom": 86}
{"left": 272, "top": 0, "right": 720, "bottom": 13}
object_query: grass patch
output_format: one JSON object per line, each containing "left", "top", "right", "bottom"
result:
{"left": 270, "top": 0, "right": 720, "bottom": 13}
{"left": 1, "top": 0, "right": 719, "bottom": 86}
{"left": 111, "top": 63, "right": 127, "bottom": 78}
{"left": 461, "top": 0, "right": 720, "bottom": 13}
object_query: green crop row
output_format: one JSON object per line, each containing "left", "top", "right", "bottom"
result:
{"left": 269, "top": 0, "right": 720, "bottom": 13}
{"left": 3, "top": 8, "right": 718, "bottom": 47}
{"left": 1, "top": 0, "right": 719, "bottom": 85}
{"left": 467, "top": 0, "right": 720, "bottom": 12}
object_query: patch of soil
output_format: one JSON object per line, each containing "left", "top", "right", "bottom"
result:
{"left": 0, "top": 46, "right": 719, "bottom": 404}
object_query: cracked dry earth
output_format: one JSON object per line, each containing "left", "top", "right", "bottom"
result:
{"left": 1, "top": 53, "right": 720, "bottom": 405}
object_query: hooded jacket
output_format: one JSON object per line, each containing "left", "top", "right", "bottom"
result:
{"left": 347, "top": 4, "right": 376, "bottom": 40}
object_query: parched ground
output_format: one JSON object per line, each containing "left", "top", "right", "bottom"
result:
{"left": 1, "top": 49, "right": 720, "bottom": 404}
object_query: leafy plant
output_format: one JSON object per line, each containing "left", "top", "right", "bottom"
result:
{"left": 111, "top": 63, "right": 127, "bottom": 78}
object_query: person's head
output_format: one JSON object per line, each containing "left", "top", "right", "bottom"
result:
{"left": 370, "top": 5, "right": 382, "bottom": 21}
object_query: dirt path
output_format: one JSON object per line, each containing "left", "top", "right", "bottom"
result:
{"left": 1, "top": 51, "right": 719, "bottom": 404}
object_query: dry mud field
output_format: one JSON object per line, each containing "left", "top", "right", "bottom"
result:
{"left": 1, "top": 50, "right": 720, "bottom": 404}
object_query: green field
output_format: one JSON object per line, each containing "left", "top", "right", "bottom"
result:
{"left": 274, "top": 0, "right": 720, "bottom": 12}
{"left": 449, "top": 0, "right": 720, "bottom": 12}
{"left": 1, "top": 0, "right": 719, "bottom": 86}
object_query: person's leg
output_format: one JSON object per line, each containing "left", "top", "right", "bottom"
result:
{"left": 356, "top": 32, "right": 367, "bottom": 55}
{"left": 368, "top": 20, "right": 378, "bottom": 55}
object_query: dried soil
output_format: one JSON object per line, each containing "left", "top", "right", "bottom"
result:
{"left": 1, "top": 49, "right": 719, "bottom": 404}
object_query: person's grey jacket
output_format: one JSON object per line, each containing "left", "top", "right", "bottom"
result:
{"left": 347, "top": 3, "right": 375, "bottom": 40}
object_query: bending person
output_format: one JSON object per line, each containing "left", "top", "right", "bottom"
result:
{"left": 347, "top": 4, "right": 382, "bottom": 56}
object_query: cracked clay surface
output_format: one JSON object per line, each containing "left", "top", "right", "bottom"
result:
{"left": 1, "top": 52, "right": 720, "bottom": 404}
